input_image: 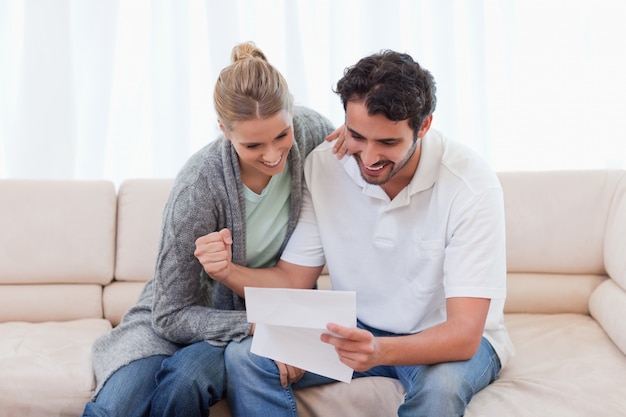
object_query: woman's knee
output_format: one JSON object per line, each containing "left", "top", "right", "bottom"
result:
{"left": 87, "top": 356, "right": 167, "bottom": 417}
{"left": 224, "top": 337, "right": 278, "bottom": 379}
{"left": 157, "top": 342, "right": 226, "bottom": 387}
{"left": 224, "top": 337, "right": 253, "bottom": 366}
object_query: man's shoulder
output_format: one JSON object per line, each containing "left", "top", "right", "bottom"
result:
{"left": 304, "top": 140, "right": 356, "bottom": 188}
{"left": 306, "top": 140, "right": 338, "bottom": 164}
{"left": 306, "top": 140, "right": 356, "bottom": 178}
{"left": 438, "top": 136, "right": 497, "bottom": 178}
{"left": 422, "top": 131, "right": 500, "bottom": 194}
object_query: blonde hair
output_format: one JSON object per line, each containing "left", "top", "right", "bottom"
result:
{"left": 214, "top": 42, "right": 293, "bottom": 131}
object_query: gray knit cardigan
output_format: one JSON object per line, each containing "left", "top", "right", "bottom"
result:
{"left": 91, "top": 106, "right": 334, "bottom": 397}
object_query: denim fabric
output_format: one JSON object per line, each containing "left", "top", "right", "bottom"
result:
{"left": 224, "top": 324, "right": 501, "bottom": 417}
{"left": 82, "top": 341, "right": 226, "bottom": 417}
{"left": 151, "top": 341, "right": 226, "bottom": 416}
{"left": 81, "top": 355, "right": 167, "bottom": 417}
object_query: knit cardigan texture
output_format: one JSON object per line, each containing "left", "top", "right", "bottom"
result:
{"left": 91, "top": 106, "right": 334, "bottom": 397}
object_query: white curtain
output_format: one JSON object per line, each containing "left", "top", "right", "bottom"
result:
{"left": 1, "top": 0, "right": 625, "bottom": 186}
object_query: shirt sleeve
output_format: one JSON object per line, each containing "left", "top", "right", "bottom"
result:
{"left": 443, "top": 186, "right": 508, "bottom": 300}
{"left": 280, "top": 184, "right": 326, "bottom": 267}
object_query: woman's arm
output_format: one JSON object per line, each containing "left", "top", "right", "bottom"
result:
{"left": 195, "top": 228, "right": 323, "bottom": 298}
{"left": 151, "top": 181, "right": 252, "bottom": 345}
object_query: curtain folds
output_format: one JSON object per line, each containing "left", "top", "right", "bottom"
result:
{"left": 1, "top": 0, "right": 625, "bottom": 185}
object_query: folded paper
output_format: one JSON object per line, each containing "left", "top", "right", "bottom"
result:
{"left": 245, "top": 287, "right": 356, "bottom": 383}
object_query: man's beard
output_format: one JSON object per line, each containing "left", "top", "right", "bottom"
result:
{"left": 355, "top": 139, "right": 419, "bottom": 186}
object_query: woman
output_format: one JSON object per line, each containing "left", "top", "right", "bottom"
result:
{"left": 82, "top": 41, "right": 335, "bottom": 417}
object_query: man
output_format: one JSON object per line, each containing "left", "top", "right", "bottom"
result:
{"left": 195, "top": 50, "right": 514, "bottom": 416}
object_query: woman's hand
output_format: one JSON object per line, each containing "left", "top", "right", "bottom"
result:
{"left": 325, "top": 124, "right": 349, "bottom": 159}
{"left": 194, "top": 228, "right": 233, "bottom": 283}
{"left": 275, "top": 360, "right": 306, "bottom": 388}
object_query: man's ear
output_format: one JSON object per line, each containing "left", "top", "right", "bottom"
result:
{"left": 418, "top": 115, "right": 433, "bottom": 138}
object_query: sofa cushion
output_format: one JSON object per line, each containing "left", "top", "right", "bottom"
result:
{"left": 103, "top": 281, "right": 146, "bottom": 326}
{"left": 115, "top": 179, "right": 174, "bottom": 282}
{"left": 604, "top": 171, "right": 626, "bottom": 291}
{"left": 465, "top": 313, "right": 626, "bottom": 416}
{"left": 0, "top": 180, "right": 116, "bottom": 286}
{"left": 210, "top": 313, "right": 626, "bottom": 417}
{"left": 209, "top": 376, "right": 405, "bottom": 417}
{"left": 0, "top": 319, "right": 112, "bottom": 417}
{"left": 589, "top": 279, "right": 626, "bottom": 356}
{"left": 295, "top": 376, "right": 404, "bottom": 417}
{"left": 0, "top": 284, "right": 103, "bottom": 322}
{"left": 498, "top": 171, "right": 618, "bottom": 275}
{"left": 504, "top": 273, "right": 605, "bottom": 314}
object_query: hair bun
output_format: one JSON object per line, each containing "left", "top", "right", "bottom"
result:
{"left": 231, "top": 41, "right": 268, "bottom": 63}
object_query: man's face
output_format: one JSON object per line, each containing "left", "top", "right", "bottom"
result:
{"left": 344, "top": 101, "right": 428, "bottom": 192}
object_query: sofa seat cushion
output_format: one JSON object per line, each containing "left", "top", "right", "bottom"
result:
{"left": 209, "top": 313, "right": 626, "bottom": 417}
{"left": 466, "top": 313, "right": 626, "bottom": 416}
{"left": 0, "top": 319, "right": 112, "bottom": 417}
{"left": 295, "top": 375, "right": 404, "bottom": 417}
{"left": 209, "top": 375, "right": 405, "bottom": 417}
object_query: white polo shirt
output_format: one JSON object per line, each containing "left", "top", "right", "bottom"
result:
{"left": 281, "top": 129, "right": 514, "bottom": 367}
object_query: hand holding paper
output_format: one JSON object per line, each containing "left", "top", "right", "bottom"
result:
{"left": 244, "top": 287, "right": 357, "bottom": 383}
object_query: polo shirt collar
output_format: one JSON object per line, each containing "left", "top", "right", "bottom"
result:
{"left": 408, "top": 129, "right": 443, "bottom": 195}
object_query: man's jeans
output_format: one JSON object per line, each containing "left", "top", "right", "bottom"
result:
{"left": 224, "top": 325, "right": 501, "bottom": 417}
{"left": 82, "top": 341, "right": 226, "bottom": 417}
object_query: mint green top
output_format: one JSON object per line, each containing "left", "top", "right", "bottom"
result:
{"left": 244, "top": 164, "right": 291, "bottom": 268}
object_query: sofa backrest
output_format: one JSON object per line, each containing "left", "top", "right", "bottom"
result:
{"left": 100, "top": 179, "right": 174, "bottom": 326}
{"left": 110, "top": 171, "right": 626, "bottom": 319}
{"left": 0, "top": 180, "right": 116, "bottom": 322}
{"left": 589, "top": 171, "right": 626, "bottom": 355}
{"left": 603, "top": 171, "right": 626, "bottom": 294}
{"left": 498, "top": 170, "right": 624, "bottom": 314}
{"left": 3, "top": 170, "right": 623, "bottom": 324}
{"left": 115, "top": 179, "right": 174, "bottom": 283}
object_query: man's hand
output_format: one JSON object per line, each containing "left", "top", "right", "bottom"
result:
{"left": 321, "top": 323, "right": 381, "bottom": 372}
{"left": 275, "top": 361, "right": 306, "bottom": 388}
{"left": 194, "top": 228, "right": 233, "bottom": 282}
{"left": 325, "top": 124, "right": 350, "bottom": 159}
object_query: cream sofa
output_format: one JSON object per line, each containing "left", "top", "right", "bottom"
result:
{"left": 1, "top": 170, "right": 625, "bottom": 417}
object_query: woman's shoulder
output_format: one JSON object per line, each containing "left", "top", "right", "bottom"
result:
{"left": 168, "top": 137, "right": 233, "bottom": 202}
{"left": 292, "top": 106, "right": 335, "bottom": 153}
{"left": 293, "top": 106, "right": 334, "bottom": 131}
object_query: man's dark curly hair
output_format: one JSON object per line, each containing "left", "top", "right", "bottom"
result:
{"left": 334, "top": 50, "right": 437, "bottom": 137}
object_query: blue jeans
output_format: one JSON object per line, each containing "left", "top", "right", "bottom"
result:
{"left": 224, "top": 325, "right": 501, "bottom": 417}
{"left": 82, "top": 341, "right": 226, "bottom": 417}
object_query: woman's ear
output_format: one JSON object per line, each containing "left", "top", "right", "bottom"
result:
{"left": 218, "top": 119, "right": 230, "bottom": 139}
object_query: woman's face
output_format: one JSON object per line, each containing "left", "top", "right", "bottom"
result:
{"left": 221, "top": 110, "right": 294, "bottom": 192}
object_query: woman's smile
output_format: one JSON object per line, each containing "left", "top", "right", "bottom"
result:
{"left": 262, "top": 154, "right": 283, "bottom": 168}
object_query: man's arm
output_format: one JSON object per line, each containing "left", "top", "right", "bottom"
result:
{"left": 226, "top": 261, "right": 323, "bottom": 297}
{"left": 321, "top": 297, "right": 490, "bottom": 371}
{"left": 195, "top": 228, "right": 323, "bottom": 298}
